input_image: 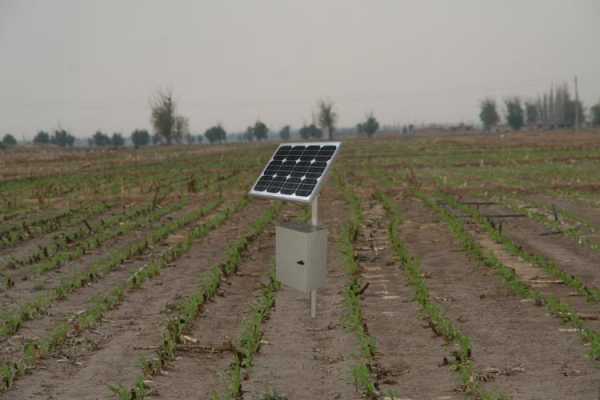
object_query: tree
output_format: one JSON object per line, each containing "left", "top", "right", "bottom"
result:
{"left": 279, "top": 125, "right": 291, "bottom": 141}
{"left": 204, "top": 125, "right": 226, "bottom": 144}
{"left": 565, "top": 99, "right": 585, "bottom": 128}
{"left": 299, "top": 124, "right": 322, "bottom": 140}
{"left": 111, "top": 133, "right": 125, "bottom": 148}
{"left": 2, "top": 134, "right": 17, "bottom": 147}
{"left": 505, "top": 97, "right": 524, "bottom": 131}
{"left": 92, "top": 131, "right": 111, "bottom": 147}
{"left": 317, "top": 100, "right": 337, "bottom": 140}
{"left": 51, "top": 129, "right": 75, "bottom": 147}
{"left": 357, "top": 113, "right": 380, "bottom": 137}
{"left": 299, "top": 125, "right": 310, "bottom": 140}
{"left": 479, "top": 98, "right": 500, "bottom": 132}
{"left": 150, "top": 90, "right": 176, "bottom": 144}
{"left": 33, "top": 130, "right": 50, "bottom": 145}
{"left": 244, "top": 126, "right": 255, "bottom": 142}
{"left": 525, "top": 101, "right": 538, "bottom": 127}
{"left": 591, "top": 101, "right": 600, "bottom": 127}
{"left": 184, "top": 133, "right": 195, "bottom": 144}
{"left": 253, "top": 120, "right": 269, "bottom": 141}
{"left": 535, "top": 83, "right": 583, "bottom": 128}
{"left": 152, "top": 133, "right": 163, "bottom": 145}
{"left": 131, "top": 129, "right": 150, "bottom": 148}
{"left": 174, "top": 115, "right": 189, "bottom": 144}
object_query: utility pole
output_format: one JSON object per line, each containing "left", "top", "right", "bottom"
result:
{"left": 574, "top": 75, "right": 580, "bottom": 132}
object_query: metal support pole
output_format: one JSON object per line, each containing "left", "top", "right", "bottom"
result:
{"left": 311, "top": 196, "right": 319, "bottom": 227}
{"left": 310, "top": 196, "right": 319, "bottom": 318}
{"left": 310, "top": 289, "right": 317, "bottom": 318}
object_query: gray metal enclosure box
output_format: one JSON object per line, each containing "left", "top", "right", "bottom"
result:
{"left": 276, "top": 222, "right": 328, "bottom": 292}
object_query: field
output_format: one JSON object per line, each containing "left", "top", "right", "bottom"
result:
{"left": 2, "top": 131, "right": 600, "bottom": 399}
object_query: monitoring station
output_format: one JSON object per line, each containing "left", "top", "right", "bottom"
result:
{"left": 249, "top": 142, "right": 341, "bottom": 317}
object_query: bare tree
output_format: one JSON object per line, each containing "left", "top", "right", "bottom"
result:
{"left": 150, "top": 90, "right": 176, "bottom": 145}
{"left": 317, "top": 100, "right": 337, "bottom": 140}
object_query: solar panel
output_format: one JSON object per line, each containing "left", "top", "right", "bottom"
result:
{"left": 249, "top": 142, "right": 341, "bottom": 203}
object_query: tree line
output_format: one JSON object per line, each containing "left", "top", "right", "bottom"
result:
{"left": 480, "top": 82, "right": 600, "bottom": 131}
{"left": 1, "top": 91, "right": 386, "bottom": 150}
{"left": 0, "top": 129, "right": 75, "bottom": 150}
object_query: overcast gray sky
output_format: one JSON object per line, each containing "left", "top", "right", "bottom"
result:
{"left": 1, "top": 1, "right": 599, "bottom": 139}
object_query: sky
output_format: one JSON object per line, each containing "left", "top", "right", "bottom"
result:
{"left": 1, "top": 0, "right": 599, "bottom": 139}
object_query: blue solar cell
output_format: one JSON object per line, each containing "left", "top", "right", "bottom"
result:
{"left": 305, "top": 172, "right": 321, "bottom": 180}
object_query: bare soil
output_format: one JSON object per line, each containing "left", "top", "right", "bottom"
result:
{"left": 0, "top": 199, "right": 208, "bottom": 315}
{"left": 0, "top": 199, "right": 231, "bottom": 361}
{"left": 0, "top": 201, "right": 120, "bottom": 267}
{"left": 242, "top": 186, "right": 360, "bottom": 400}
{"left": 465, "top": 217, "right": 600, "bottom": 334}
{"left": 147, "top": 219, "right": 279, "bottom": 398}
{"left": 3, "top": 200, "right": 267, "bottom": 399}
{"left": 399, "top": 197, "right": 600, "bottom": 399}
{"left": 355, "top": 193, "right": 460, "bottom": 398}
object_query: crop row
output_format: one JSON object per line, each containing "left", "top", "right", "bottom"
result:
{"left": 0, "top": 196, "right": 217, "bottom": 338}
{"left": 110, "top": 203, "right": 281, "bottom": 400}
{"left": 0, "top": 151, "right": 241, "bottom": 230}
{"left": 0, "top": 196, "right": 253, "bottom": 393}
{"left": 376, "top": 190, "right": 512, "bottom": 399}
{"left": 214, "top": 267, "right": 280, "bottom": 400}
{"left": 0, "top": 170, "right": 253, "bottom": 338}
{"left": 0, "top": 201, "right": 113, "bottom": 249}
{"left": 335, "top": 174, "right": 379, "bottom": 398}
{"left": 1, "top": 168, "right": 247, "bottom": 280}
{"left": 0, "top": 199, "right": 185, "bottom": 279}
{"left": 439, "top": 193, "right": 600, "bottom": 303}
{"left": 420, "top": 192, "right": 600, "bottom": 361}
{"left": 0, "top": 167, "right": 184, "bottom": 249}
{"left": 215, "top": 205, "right": 314, "bottom": 400}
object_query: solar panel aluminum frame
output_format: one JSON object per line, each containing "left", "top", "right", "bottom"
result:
{"left": 248, "top": 141, "right": 342, "bottom": 204}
